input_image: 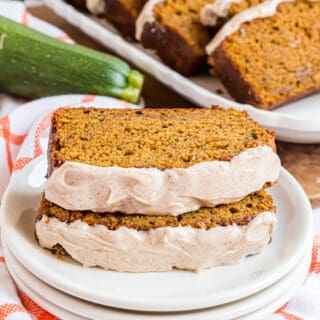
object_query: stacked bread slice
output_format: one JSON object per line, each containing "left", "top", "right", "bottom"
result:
{"left": 35, "top": 107, "right": 281, "bottom": 272}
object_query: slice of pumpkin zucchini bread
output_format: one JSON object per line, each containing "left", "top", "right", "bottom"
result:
{"left": 206, "top": 0, "right": 320, "bottom": 110}
{"left": 136, "top": 0, "right": 215, "bottom": 76}
{"left": 44, "top": 107, "right": 280, "bottom": 216}
{"left": 36, "top": 190, "right": 276, "bottom": 272}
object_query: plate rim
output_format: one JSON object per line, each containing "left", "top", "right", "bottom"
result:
{"left": 7, "top": 263, "right": 86, "bottom": 320}
{"left": 3, "top": 236, "right": 312, "bottom": 320}
{"left": 237, "top": 250, "right": 310, "bottom": 320}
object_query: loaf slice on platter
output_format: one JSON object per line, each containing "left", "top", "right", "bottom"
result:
{"left": 103, "top": 0, "right": 147, "bottom": 39}
{"left": 45, "top": 107, "right": 279, "bottom": 214}
{"left": 136, "top": 0, "right": 214, "bottom": 76}
{"left": 66, "top": 0, "right": 146, "bottom": 39}
{"left": 206, "top": 0, "right": 320, "bottom": 110}
{"left": 35, "top": 107, "right": 280, "bottom": 272}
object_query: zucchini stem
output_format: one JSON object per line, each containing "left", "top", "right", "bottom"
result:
{"left": 121, "top": 70, "right": 144, "bottom": 103}
{"left": 0, "top": 33, "right": 7, "bottom": 50}
{"left": 128, "top": 70, "right": 144, "bottom": 89}
{"left": 120, "top": 87, "right": 141, "bottom": 103}
{"left": 0, "top": 16, "right": 144, "bottom": 103}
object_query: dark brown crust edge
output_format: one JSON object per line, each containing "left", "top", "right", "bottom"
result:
{"left": 65, "top": 0, "right": 87, "bottom": 11}
{"left": 212, "top": 43, "right": 320, "bottom": 110}
{"left": 103, "top": 0, "right": 139, "bottom": 40}
{"left": 66, "top": 0, "right": 139, "bottom": 40}
{"left": 141, "top": 22, "right": 208, "bottom": 76}
{"left": 47, "top": 111, "right": 58, "bottom": 178}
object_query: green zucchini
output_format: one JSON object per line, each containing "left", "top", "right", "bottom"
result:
{"left": 0, "top": 16, "right": 143, "bottom": 103}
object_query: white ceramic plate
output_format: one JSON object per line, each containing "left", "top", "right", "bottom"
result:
{"left": 3, "top": 237, "right": 312, "bottom": 320}
{"left": 41, "top": 0, "right": 320, "bottom": 143}
{"left": 7, "top": 267, "right": 88, "bottom": 320}
{"left": 0, "top": 157, "right": 313, "bottom": 312}
{"left": 234, "top": 251, "right": 310, "bottom": 320}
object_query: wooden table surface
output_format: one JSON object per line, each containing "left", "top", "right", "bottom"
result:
{"left": 29, "top": 6, "right": 320, "bottom": 208}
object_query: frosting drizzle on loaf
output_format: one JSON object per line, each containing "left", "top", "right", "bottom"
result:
{"left": 206, "top": 0, "right": 294, "bottom": 54}
{"left": 45, "top": 146, "right": 280, "bottom": 216}
{"left": 85, "top": 0, "right": 105, "bottom": 14}
{"left": 135, "top": 0, "right": 164, "bottom": 40}
{"left": 201, "top": 0, "right": 241, "bottom": 26}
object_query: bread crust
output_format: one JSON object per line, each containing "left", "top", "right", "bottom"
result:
{"left": 65, "top": 0, "right": 87, "bottom": 11}
{"left": 47, "top": 112, "right": 58, "bottom": 177}
{"left": 212, "top": 44, "right": 265, "bottom": 109}
{"left": 141, "top": 22, "right": 208, "bottom": 76}
{"left": 104, "top": 0, "right": 142, "bottom": 40}
{"left": 66, "top": 0, "right": 144, "bottom": 40}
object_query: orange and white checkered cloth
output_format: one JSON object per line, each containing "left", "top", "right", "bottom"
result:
{"left": 0, "top": 3, "right": 319, "bottom": 320}
{"left": 0, "top": 92, "right": 136, "bottom": 320}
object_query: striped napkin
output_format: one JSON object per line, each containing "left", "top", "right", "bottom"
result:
{"left": 0, "top": 3, "right": 319, "bottom": 320}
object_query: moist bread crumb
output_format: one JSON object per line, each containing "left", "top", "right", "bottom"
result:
{"left": 228, "top": 0, "right": 267, "bottom": 16}
{"left": 37, "top": 190, "right": 275, "bottom": 231}
{"left": 48, "top": 107, "right": 276, "bottom": 174}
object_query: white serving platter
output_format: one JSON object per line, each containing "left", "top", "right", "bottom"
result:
{"left": 41, "top": 0, "right": 320, "bottom": 143}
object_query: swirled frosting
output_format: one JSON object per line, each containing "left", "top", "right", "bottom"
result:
{"left": 45, "top": 146, "right": 280, "bottom": 216}
{"left": 35, "top": 211, "right": 276, "bottom": 272}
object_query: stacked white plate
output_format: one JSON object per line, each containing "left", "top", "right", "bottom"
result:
{"left": 0, "top": 155, "right": 313, "bottom": 320}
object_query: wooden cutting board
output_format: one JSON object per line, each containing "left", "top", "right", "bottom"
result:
{"left": 29, "top": 6, "right": 320, "bottom": 208}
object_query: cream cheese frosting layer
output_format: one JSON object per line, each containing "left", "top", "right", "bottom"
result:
{"left": 135, "top": 0, "right": 163, "bottom": 40}
{"left": 35, "top": 212, "right": 276, "bottom": 272}
{"left": 206, "top": 0, "right": 293, "bottom": 54}
{"left": 201, "top": 0, "right": 241, "bottom": 27}
{"left": 85, "top": 0, "right": 105, "bottom": 14}
{"left": 45, "top": 146, "right": 280, "bottom": 216}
